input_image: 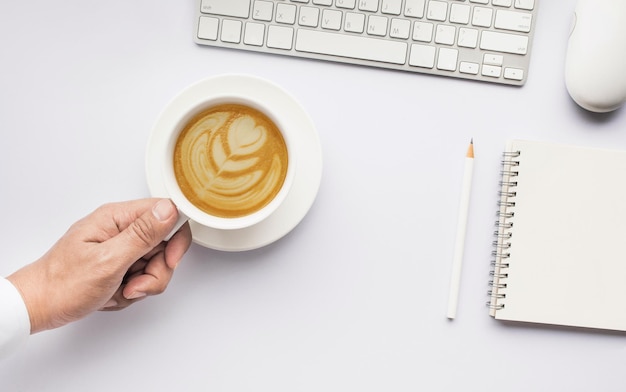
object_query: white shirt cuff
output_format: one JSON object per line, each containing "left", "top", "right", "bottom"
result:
{"left": 0, "top": 277, "right": 30, "bottom": 361}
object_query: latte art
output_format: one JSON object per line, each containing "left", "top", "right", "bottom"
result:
{"left": 174, "top": 104, "right": 288, "bottom": 218}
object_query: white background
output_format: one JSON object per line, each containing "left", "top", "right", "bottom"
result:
{"left": 2, "top": 1, "right": 626, "bottom": 391}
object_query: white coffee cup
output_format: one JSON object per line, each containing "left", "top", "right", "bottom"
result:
{"left": 162, "top": 95, "right": 296, "bottom": 239}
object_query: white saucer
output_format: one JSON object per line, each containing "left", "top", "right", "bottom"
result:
{"left": 145, "top": 74, "right": 323, "bottom": 251}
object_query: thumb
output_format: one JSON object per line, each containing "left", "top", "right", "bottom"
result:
{"left": 107, "top": 199, "right": 179, "bottom": 267}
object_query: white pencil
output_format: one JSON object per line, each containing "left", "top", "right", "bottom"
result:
{"left": 447, "top": 139, "right": 475, "bottom": 320}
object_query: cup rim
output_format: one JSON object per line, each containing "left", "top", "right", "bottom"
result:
{"left": 163, "top": 95, "right": 296, "bottom": 231}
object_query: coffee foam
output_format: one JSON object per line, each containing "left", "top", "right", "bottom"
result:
{"left": 174, "top": 104, "right": 288, "bottom": 218}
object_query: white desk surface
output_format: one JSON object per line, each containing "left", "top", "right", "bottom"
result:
{"left": 2, "top": 1, "right": 626, "bottom": 391}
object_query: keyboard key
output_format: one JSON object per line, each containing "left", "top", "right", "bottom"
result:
{"left": 322, "top": 9, "right": 343, "bottom": 30}
{"left": 413, "top": 21, "right": 434, "bottom": 42}
{"left": 201, "top": 0, "right": 251, "bottom": 18}
{"left": 504, "top": 67, "right": 524, "bottom": 80}
{"left": 458, "top": 27, "right": 478, "bottom": 48}
{"left": 267, "top": 25, "right": 294, "bottom": 49}
{"left": 480, "top": 30, "right": 528, "bottom": 55}
{"left": 252, "top": 1, "right": 273, "bottom": 22}
{"left": 198, "top": 16, "right": 219, "bottom": 40}
{"left": 367, "top": 15, "right": 388, "bottom": 36}
{"left": 359, "top": 0, "right": 379, "bottom": 12}
{"left": 336, "top": 0, "right": 357, "bottom": 10}
{"left": 483, "top": 53, "right": 504, "bottom": 66}
{"left": 345, "top": 12, "right": 366, "bottom": 33}
{"left": 492, "top": 0, "right": 512, "bottom": 6}
{"left": 427, "top": 1, "right": 448, "bottom": 21}
{"left": 404, "top": 0, "right": 426, "bottom": 18}
{"left": 409, "top": 44, "right": 435, "bottom": 68}
{"left": 276, "top": 4, "right": 297, "bottom": 24}
{"left": 437, "top": 48, "right": 458, "bottom": 71}
{"left": 495, "top": 10, "right": 532, "bottom": 33}
{"left": 435, "top": 25, "right": 456, "bottom": 45}
{"left": 482, "top": 64, "right": 502, "bottom": 78}
{"left": 299, "top": 7, "right": 320, "bottom": 27}
{"left": 244, "top": 22, "right": 265, "bottom": 46}
{"left": 472, "top": 7, "right": 493, "bottom": 27}
{"left": 514, "top": 0, "right": 535, "bottom": 11}
{"left": 450, "top": 4, "right": 471, "bottom": 24}
{"left": 382, "top": 0, "right": 403, "bottom": 15}
{"left": 460, "top": 61, "right": 480, "bottom": 74}
{"left": 221, "top": 19, "right": 242, "bottom": 43}
{"left": 390, "top": 18, "right": 411, "bottom": 39}
{"left": 296, "top": 29, "right": 407, "bottom": 64}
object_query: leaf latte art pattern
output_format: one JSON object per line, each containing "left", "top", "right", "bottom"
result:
{"left": 174, "top": 104, "right": 288, "bottom": 218}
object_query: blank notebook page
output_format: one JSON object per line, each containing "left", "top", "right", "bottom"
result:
{"left": 489, "top": 139, "right": 626, "bottom": 332}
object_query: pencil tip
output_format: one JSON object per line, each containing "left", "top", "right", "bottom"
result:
{"left": 467, "top": 139, "right": 475, "bottom": 158}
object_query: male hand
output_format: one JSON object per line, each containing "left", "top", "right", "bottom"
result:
{"left": 7, "top": 198, "right": 192, "bottom": 333}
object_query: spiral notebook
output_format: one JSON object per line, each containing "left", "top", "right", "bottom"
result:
{"left": 489, "top": 139, "right": 626, "bottom": 332}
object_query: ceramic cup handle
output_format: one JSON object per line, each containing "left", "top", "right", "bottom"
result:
{"left": 165, "top": 209, "right": 190, "bottom": 241}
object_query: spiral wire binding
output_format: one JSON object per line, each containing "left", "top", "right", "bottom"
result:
{"left": 488, "top": 150, "right": 521, "bottom": 312}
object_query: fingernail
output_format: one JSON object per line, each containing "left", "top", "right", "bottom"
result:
{"left": 126, "top": 291, "right": 147, "bottom": 300}
{"left": 153, "top": 199, "right": 175, "bottom": 222}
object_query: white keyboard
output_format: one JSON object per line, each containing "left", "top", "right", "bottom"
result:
{"left": 195, "top": 0, "right": 538, "bottom": 86}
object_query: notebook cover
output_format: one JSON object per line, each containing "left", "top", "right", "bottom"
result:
{"left": 489, "top": 140, "right": 626, "bottom": 331}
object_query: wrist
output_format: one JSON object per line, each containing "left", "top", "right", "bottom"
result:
{"left": 7, "top": 266, "right": 47, "bottom": 334}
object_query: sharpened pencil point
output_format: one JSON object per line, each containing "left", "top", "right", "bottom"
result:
{"left": 467, "top": 139, "right": 474, "bottom": 159}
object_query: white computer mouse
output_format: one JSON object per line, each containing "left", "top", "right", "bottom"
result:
{"left": 564, "top": 0, "right": 626, "bottom": 113}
